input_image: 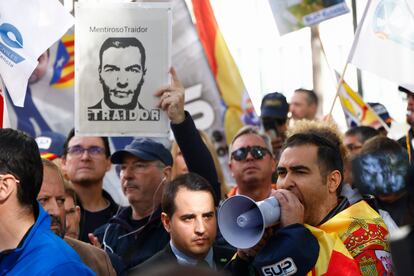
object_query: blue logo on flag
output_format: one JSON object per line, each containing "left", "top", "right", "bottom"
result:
{"left": 0, "top": 23, "right": 25, "bottom": 64}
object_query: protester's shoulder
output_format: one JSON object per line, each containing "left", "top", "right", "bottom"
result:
{"left": 64, "top": 236, "right": 107, "bottom": 257}
{"left": 21, "top": 231, "right": 93, "bottom": 275}
{"left": 128, "top": 246, "right": 175, "bottom": 275}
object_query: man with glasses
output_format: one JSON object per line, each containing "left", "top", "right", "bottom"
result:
{"left": 227, "top": 126, "right": 276, "bottom": 200}
{"left": 0, "top": 128, "right": 93, "bottom": 275}
{"left": 61, "top": 130, "right": 119, "bottom": 242}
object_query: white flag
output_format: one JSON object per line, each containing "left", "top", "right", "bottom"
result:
{"left": 349, "top": 0, "right": 414, "bottom": 87}
{"left": 0, "top": 0, "right": 74, "bottom": 107}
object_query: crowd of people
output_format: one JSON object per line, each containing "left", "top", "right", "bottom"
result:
{"left": 1, "top": 66, "right": 413, "bottom": 276}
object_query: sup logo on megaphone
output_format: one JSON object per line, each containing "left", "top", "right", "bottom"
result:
{"left": 218, "top": 195, "right": 280, "bottom": 249}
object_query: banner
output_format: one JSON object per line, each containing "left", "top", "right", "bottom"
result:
{"left": 337, "top": 72, "right": 386, "bottom": 129}
{"left": 0, "top": 0, "right": 73, "bottom": 107}
{"left": 75, "top": 2, "right": 171, "bottom": 137}
{"left": 349, "top": 0, "right": 414, "bottom": 87}
{"left": 192, "top": 0, "right": 259, "bottom": 145}
{"left": 268, "top": 0, "right": 349, "bottom": 35}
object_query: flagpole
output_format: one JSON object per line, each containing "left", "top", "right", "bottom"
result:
{"left": 327, "top": 0, "right": 372, "bottom": 116}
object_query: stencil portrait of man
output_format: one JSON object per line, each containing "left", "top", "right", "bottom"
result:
{"left": 89, "top": 37, "right": 147, "bottom": 111}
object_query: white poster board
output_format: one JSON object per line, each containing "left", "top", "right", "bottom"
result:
{"left": 75, "top": 2, "right": 172, "bottom": 137}
{"left": 268, "top": 0, "right": 349, "bottom": 35}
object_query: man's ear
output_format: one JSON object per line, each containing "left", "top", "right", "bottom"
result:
{"left": 327, "top": 170, "right": 342, "bottom": 194}
{"left": 161, "top": 212, "right": 171, "bottom": 233}
{"left": 162, "top": 166, "right": 172, "bottom": 182}
{"left": 0, "top": 175, "right": 16, "bottom": 203}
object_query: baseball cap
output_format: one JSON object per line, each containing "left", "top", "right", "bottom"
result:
{"left": 368, "top": 102, "right": 393, "bottom": 127}
{"left": 260, "top": 92, "right": 289, "bottom": 118}
{"left": 35, "top": 131, "right": 66, "bottom": 160}
{"left": 111, "top": 138, "right": 173, "bottom": 166}
{"left": 398, "top": 85, "right": 414, "bottom": 95}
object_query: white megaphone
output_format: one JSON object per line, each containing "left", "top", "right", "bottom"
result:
{"left": 218, "top": 195, "right": 280, "bottom": 249}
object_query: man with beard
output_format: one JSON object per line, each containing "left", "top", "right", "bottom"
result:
{"left": 88, "top": 37, "right": 153, "bottom": 121}
{"left": 38, "top": 158, "right": 117, "bottom": 275}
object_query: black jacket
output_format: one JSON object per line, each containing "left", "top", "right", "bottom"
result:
{"left": 93, "top": 206, "right": 169, "bottom": 270}
{"left": 128, "top": 243, "right": 235, "bottom": 275}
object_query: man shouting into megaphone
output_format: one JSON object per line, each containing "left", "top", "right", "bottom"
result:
{"left": 223, "top": 122, "right": 393, "bottom": 276}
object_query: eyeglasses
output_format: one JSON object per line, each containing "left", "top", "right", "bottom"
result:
{"left": 231, "top": 146, "right": 271, "bottom": 161}
{"left": 67, "top": 146, "right": 106, "bottom": 157}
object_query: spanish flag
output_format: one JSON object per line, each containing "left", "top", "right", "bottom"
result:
{"left": 307, "top": 200, "right": 393, "bottom": 275}
{"left": 305, "top": 225, "right": 360, "bottom": 275}
{"left": 192, "top": 0, "right": 256, "bottom": 144}
{"left": 50, "top": 33, "right": 74, "bottom": 88}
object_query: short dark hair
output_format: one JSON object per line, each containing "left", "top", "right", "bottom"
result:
{"left": 0, "top": 129, "right": 43, "bottom": 211}
{"left": 162, "top": 173, "right": 216, "bottom": 217}
{"left": 295, "top": 88, "right": 318, "bottom": 106}
{"left": 361, "top": 136, "right": 405, "bottom": 156}
{"left": 99, "top": 37, "right": 146, "bottom": 72}
{"left": 282, "top": 133, "right": 343, "bottom": 188}
{"left": 63, "top": 128, "right": 111, "bottom": 158}
{"left": 345, "top": 126, "right": 378, "bottom": 144}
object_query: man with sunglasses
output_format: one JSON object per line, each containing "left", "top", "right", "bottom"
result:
{"left": 227, "top": 126, "right": 276, "bottom": 200}
{"left": 62, "top": 130, "right": 119, "bottom": 243}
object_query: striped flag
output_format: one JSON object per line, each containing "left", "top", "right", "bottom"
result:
{"left": 305, "top": 225, "right": 360, "bottom": 276}
{"left": 191, "top": 0, "right": 258, "bottom": 144}
{"left": 336, "top": 72, "right": 386, "bottom": 129}
{"left": 50, "top": 33, "right": 74, "bottom": 88}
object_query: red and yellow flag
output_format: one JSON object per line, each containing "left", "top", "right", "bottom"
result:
{"left": 50, "top": 33, "right": 75, "bottom": 88}
{"left": 192, "top": 0, "right": 255, "bottom": 144}
{"left": 310, "top": 200, "right": 394, "bottom": 276}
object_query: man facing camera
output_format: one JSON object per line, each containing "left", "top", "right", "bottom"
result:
{"left": 129, "top": 173, "right": 234, "bottom": 274}
{"left": 89, "top": 37, "right": 146, "bottom": 111}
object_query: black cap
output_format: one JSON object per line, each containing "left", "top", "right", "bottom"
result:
{"left": 260, "top": 92, "right": 289, "bottom": 118}
{"left": 111, "top": 138, "right": 173, "bottom": 166}
{"left": 398, "top": 85, "right": 414, "bottom": 95}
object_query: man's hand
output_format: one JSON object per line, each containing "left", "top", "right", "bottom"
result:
{"left": 88, "top": 233, "right": 102, "bottom": 249}
{"left": 271, "top": 189, "right": 304, "bottom": 227}
{"left": 155, "top": 67, "right": 185, "bottom": 124}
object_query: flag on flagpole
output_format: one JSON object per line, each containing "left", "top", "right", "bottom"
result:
{"left": 192, "top": 0, "right": 258, "bottom": 144}
{"left": 349, "top": 0, "right": 414, "bottom": 87}
{"left": 0, "top": 0, "right": 74, "bottom": 107}
{"left": 336, "top": 72, "right": 387, "bottom": 129}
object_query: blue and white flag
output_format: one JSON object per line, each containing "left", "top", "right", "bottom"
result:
{"left": 0, "top": 0, "right": 74, "bottom": 107}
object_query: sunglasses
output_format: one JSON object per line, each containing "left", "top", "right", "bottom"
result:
{"left": 231, "top": 146, "right": 272, "bottom": 161}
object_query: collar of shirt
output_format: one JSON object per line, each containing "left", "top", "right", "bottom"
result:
{"left": 170, "top": 241, "right": 215, "bottom": 269}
